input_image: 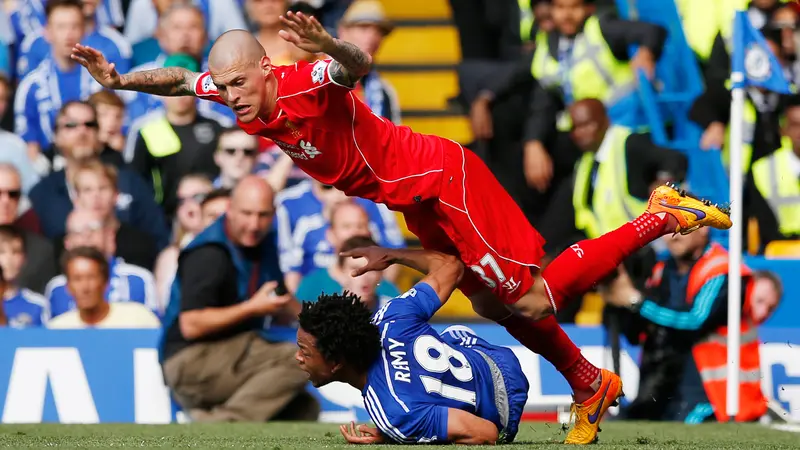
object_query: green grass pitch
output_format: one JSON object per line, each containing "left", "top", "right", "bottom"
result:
{"left": 0, "top": 422, "right": 798, "bottom": 449}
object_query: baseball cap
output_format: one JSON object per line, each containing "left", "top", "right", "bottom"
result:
{"left": 339, "top": 0, "right": 394, "bottom": 36}
{"left": 163, "top": 53, "right": 201, "bottom": 73}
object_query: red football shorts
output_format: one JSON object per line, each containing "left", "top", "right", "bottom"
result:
{"left": 403, "top": 143, "right": 546, "bottom": 304}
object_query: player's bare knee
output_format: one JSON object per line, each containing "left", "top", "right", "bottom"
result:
{"left": 513, "top": 289, "right": 554, "bottom": 321}
{"left": 467, "top": 290, "right": 510, "bottom": 321}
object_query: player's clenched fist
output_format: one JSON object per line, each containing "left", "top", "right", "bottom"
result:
{"left": 246, "top": 281, "right": 293, "bottom": 316}
{"left": 71, "top": 44, "right": 122, "bottom": 89}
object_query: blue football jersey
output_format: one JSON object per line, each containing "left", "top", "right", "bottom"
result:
{"left": 3, "top": 289, "right": 49, "bottom": 328}
{"left": 363, "top": 283, "right": 506, "bottom": 444}
{"left": 17, "top": 27, "right": 132, "bottom": 79}
{"left": 46, "top": 258, "right": 159, "bottom": 318}
{"left": 276, "top": 180, "right": 405, "bottom": 275}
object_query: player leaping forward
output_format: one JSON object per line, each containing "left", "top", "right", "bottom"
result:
{"left": 297, "top": 246, "right": 529, "bottom": 445}
{"left": 71, "top": 11, "right": 732, "bottom": 444}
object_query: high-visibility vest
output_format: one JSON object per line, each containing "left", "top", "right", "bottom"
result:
{"left": 572, "top": 126, "right": 647, "bottom": 239}
{"left": 722, "top": 97, "right": 756, "bottom": 174}
{"left": 139, "top": 114, "right": 183, "bottom": 205}
{"left": 686, "top": 244, "right": 767, "bottom": 423}
{"left": 752, "top": 137, "right": 800, "bottom": 236}
{"left": 518, "top": 0, "right": 533, "bottom": 43}
{"left": 531, "top": 16, "right": 636, "bottom": 131}
{"left": 676, "top": 0, "right": 748, "bottom": 60}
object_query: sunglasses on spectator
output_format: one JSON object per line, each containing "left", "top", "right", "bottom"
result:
{"left": 61, "top": 121, "right": 99, "bottom": 130}
{"left": 222, "top": 147, "right": 258, "bottom": 157}
{"left": 178, "top": 193, "right": 207, "bottom": 206}
{"left": 320, "top": 184, "right": 335, "bottom": 191}
{"left": 0, "top": 189, "right": 21, "bottom": 200}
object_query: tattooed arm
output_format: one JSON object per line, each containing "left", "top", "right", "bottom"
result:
{"left": 324, "top": 38, "right": 372, "bottom": 87}
{"left": 279, "top": 11, "right": 372, "bottom": 88}
{"left": 118, "top": 67, "right": 199, "bottom": 96}
{"left": 71, "top": 44, "right": 199, "bottom": 97}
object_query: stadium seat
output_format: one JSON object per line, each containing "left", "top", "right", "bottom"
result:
{"left": 374, "top": 26, "right": 460, "bottom": 65}
{"left": 574, "top": 293, "right": 605, "bottom": 326}
{"left": 764, "top": 240, "right": 800, "bottom": 259}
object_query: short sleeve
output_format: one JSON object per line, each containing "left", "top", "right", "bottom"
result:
{"left": 373, "top": 403, "right": 449, "bottom": 444}
{"left": 373, "top": 282, "right": 442, "bottom": 325}
{"left": 193, "top": 72, "right": 227, "bottom": 106}
{"left": 277, "top": 60, "right": 353, "bottom": 122}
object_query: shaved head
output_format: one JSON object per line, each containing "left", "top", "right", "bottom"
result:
{"left": 569, "top": 98, "right": 609, "bottom": 152}
{"left": 207, "top": 30, "right": 277, "bottom": 124}
{"left": 209, "top": 30, "right": 267, "bottom": 71}
{"left": 227, "top": 176, "right": 276, "bottom": 247}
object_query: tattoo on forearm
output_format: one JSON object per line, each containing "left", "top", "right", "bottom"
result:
{"left": 327, "top": 38, "right": 372, "bottom": 87}
{"left": 119, "top": 67, "right": 197, "bottom": 96}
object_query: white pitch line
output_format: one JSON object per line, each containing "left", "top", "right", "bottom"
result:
{"left": 770, "top": 424, "right": 800, "bottom": 433}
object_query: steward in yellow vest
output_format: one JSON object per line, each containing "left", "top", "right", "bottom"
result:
{"left": 126, "top": 54, "right": 223, "bottom": 220}
{"left": 536, "top": 99, "right": 687, "bottom": 251}
{"left": 689, "top": 30, "right": 788, "bottom": 174}
{"left": 606, "top": 229, "right": 778, "bottom": 422}
{"left": 748, "top": 99, "right": 800, "bottom": 247}
{"left": 525, "top": 0, "right": 666, "bottom": 193}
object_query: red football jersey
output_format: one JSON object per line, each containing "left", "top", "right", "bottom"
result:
{"left": 193, "top": 60, "right": 450, "bottom": 208}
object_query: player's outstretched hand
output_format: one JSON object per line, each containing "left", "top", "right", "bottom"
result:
{"left": 278, "top": 11, "right": 334, "bottom": 54}
{"left": 340, "top": 246, "right": 393, "bottom": 276}
{"left": 71, "top": 44, "right": 122, "bottom": 89}
{"left": 339, "top": 421, "right": 385, "bottom": 445}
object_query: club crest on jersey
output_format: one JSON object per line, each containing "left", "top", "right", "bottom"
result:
{"left": 285, "top": 120, "right": 302, "bottom": 138}
{"left": 311, "top": 60, "right": 327, "bottom": 84}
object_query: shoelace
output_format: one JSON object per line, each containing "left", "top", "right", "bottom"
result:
{"left": 564, "top": 403, "right": 594, "bottom": 443}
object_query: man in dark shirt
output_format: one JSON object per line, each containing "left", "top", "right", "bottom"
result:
{"left": 160, "top": 176, "right": 318, "bottom": 423}
{"left": 537, "top": 98, "right": 687, "bottom": 253}
{"left": 127, "top": 54, "right": 223, "bottom": 222}
{"left": 28, "top": 101, "right": 169, "bottom": 248}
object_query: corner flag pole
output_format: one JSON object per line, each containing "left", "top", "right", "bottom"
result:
{"left": 726, "top": 14, "right": 746, "bottom": 421}
{"left": 726, "top": 79, "right": 744, "bottom": 421}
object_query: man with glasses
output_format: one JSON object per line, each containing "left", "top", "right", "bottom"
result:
{"left": 0, "top": 164, "right": 57, "bottom": 294}
{"left": 29, "top": 101, "right": 169, "bottom": 248}
{"left": 126, "top": 54, "right": 225, "bottom": 222}
{"left": 213, "top": 128, "right": 260, "bottom": 189}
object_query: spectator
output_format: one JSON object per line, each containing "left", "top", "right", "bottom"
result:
{"left": 17, "top": 0, "right": 132, "bottom": 79}
{"left": 125, "top": 4, "right": 234, "bottom": 125}
{"left": 276, "top": 180, "right": 405, "bottom": 292}
{"left": 161, "top": 176, "right": 318, "bottom": 422}
{"left": 0, "top": 265, "right": 5, "bottom": 326}
{"left": 296, "top": 235, "right": 399, "bottom": 311}
{"left": 69, "top": 159, "right": 159, "bottom": 270}
{"left": 273, "top": 2, "right": 326, "bottom": 65}
{"left": 248, "top": 0, "right": 291, "bottom": 58}
{"left": 126, "top": 54, "right": 224, "bottom": 220}
{"left": 0, "top": 164, "right": 57, "bottom": 294}
{"left": 9, "top": 0, "right": 124, "bottom": 49}
{"left": 125, "top": 0, "right": 247, "bottom": 47}
{"left": 29, "top": 101, "right": 170, "bottom": 247}
{"left": 690, "top": 30, "right": 787, "bottom": 174}
{"left": 606, "top": 229, "right": 779, "bottom": 423}
{"left": 88, "top": 90, "right": 127, "bottom": 153}
{"left": 200, "top": 188, "right": 231, "bottom": 228}
{"left": 748, "top": 95, "right": 800, "bottom": 250}
{"left": 0, "top": 75, "right": 39, "bottom": 193}
{"left": 46, "top": 208, "right": 160, "bottom": 318}
{"left": 152, "top": 174, "right": 214, "bottom": 306}
{"left": 337, "top": 0, "right": 400, "bottom": 123}
{"left": 0, "top": 225, "right": 50, "bottom": 328}
{"left": 48, "top": 246, "right": 161, "bottom": 328}
{"left": 14, "top": 0, "right": 104, "bottom": 167}
{"left": 213, "top": 128, "right": 259, "bottom": 189}
{"left": 537, "top": 98, "right": 687, "bottom": 254}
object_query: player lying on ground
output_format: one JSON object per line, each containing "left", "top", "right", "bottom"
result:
{"left": 72, "top": 11, "right": 733, "bottom": 443}
{"left": 296, "top": 246, "right": 530, "bottom": 445}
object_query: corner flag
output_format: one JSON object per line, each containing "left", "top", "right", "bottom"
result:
{"left": 725, "top": 9, "right": 792, "bottom": 423}
{"left": 731, "top": 10, "right": 792, "bottom": 93}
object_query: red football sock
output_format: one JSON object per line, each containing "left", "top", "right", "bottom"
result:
{"left": 542, "top": 212, "right": 672, "bottom": 312}
{"left": 498, "top": 315, "right": 600, "bottom": 401}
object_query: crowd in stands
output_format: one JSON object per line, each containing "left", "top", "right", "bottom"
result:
{"left": 0, "top": 0, "right": 792, "bottom": 325}
{"left": 0, "top": 0, "right": 403, "bottom": 330}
